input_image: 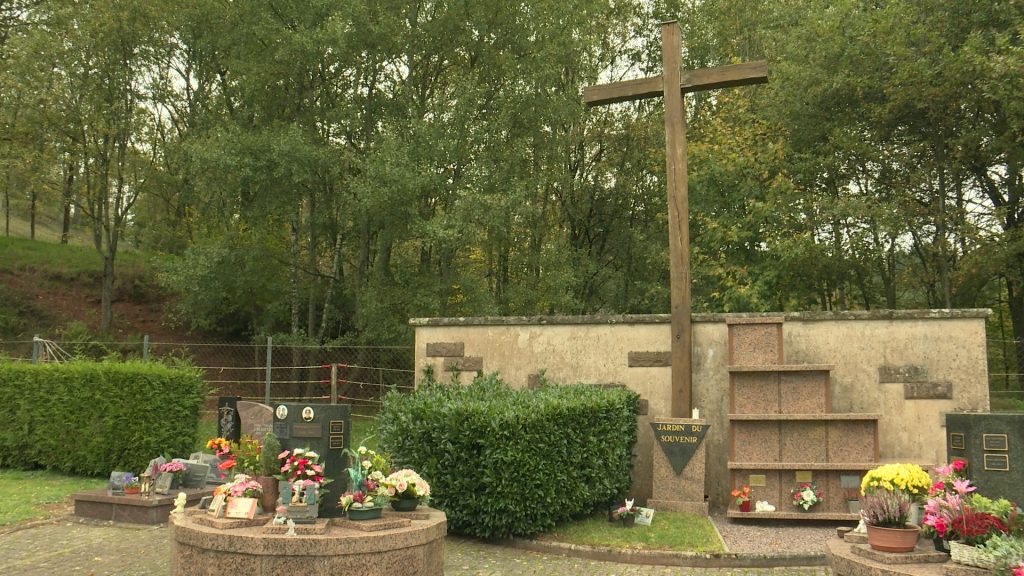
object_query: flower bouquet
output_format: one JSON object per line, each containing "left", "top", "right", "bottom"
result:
{"left": 611, "top": 499, "right": 639, "bottom": 526}
{"left": 860, "top": 463, "right": 931, "bottom": 503}
{"left": 383, "top": 469, "right": 431, "bottom": 511}
{"left": 158, "top": 461, "right": 187, "bottom": 488}
{"left": 338, "top": 445, "right": 391, "bottom": 520}
{"left": 276, "top": 448, "right": 330, "bottom": 524}
{"left": 791, "top": 482, "right": 823, "bottom": 511}
{"left": 731, "top": 485, "right": 752, "bottom": 512}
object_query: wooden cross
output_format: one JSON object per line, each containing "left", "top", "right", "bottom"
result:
{"left": 584, "top": 21, "right": 768, "bottom": 418}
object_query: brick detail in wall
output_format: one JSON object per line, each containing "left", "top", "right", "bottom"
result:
{"left": 878, "top": 364, "right": 928, "bottom": 383}
{"left": 628, "top": 351, "right": 671, "bottom": 368}
{"left": 425, "top": 342, "right": 465, "bottom": 357}
{"left": 443, "top": 356, "right": 482, "bottom": 372}
{"left": 904, "top": 381, "right": 953, "bottom": 400}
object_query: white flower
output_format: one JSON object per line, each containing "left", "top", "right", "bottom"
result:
{"left": 362, "top": 460, "right": 371, "bottom": 469}
{"left": 306, "top": 451, "right": 319, "bottom": 459}
{"left": 358, "top": 446, "right": 367, "bottom": 454}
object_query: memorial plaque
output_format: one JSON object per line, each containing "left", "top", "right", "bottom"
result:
{"left": 795, "top": 470, "right": 813, "bottom": 483}
{"left": 217, "top": 396, "right": 242, "bottom": 443}
{"left": 947, "top": 413, "right": 1023, "bottom": 506}
{"left": 650, "top": 421, "right": 709, "bottom": 475}
{"left": 274, "top": 402, "right": 351, "bottom": 517}
{"left": 177, "top": 459, "right": 210, "bottom": 489}
{"left": 748, "top": 474, "right": 767, "bottom": 487}
{"left": 237, "top": 400, "right": 274, "bottom": 441}
{"left": 189, "top": 452, "right": 227, "bottom": 484}
{"left": 154, "top": 472, "right": 174, "bottom": 495}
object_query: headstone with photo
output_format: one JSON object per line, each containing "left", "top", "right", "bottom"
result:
{"left": 272, "top": 402, "right": 351, "bottom": 517}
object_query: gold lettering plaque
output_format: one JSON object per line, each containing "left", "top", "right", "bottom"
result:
{"left": 950, "top": 433, "right": 966, "bottom": 450}
{"left": 984, "top": 454, "right": 1009, "bottom": 472}
{"left": 795, "top": 471, "right": 813, "bottom": 483}
{"left": 983, "top": 434, "right": 1008, "bottom": 451}
{"left": 329, "top": 420, "right": 345, "bottom": 435}
{"left": 748, "top": 474, "right": 767, "bottom": 487}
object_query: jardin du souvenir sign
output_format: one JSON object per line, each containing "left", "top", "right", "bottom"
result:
{"left": 650, "top": 421, "right": 709, "bottom": 475}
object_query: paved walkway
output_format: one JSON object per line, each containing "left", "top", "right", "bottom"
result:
{"left": 0, "top": 518, "right": 831, "bottom": 576}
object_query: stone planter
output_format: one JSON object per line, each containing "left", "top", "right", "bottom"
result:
{"left": 866, "top": 523, "right": 920, "bottom": 553}
{"left": 256, "top": 476, "right": 279, "bottom": 513}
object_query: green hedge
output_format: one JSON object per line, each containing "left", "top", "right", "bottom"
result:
{"left": 377, "top": 373, "right": 639, "bottom": 538}
{"left": 0, "top": 361, "right": 205, "bottom": 475}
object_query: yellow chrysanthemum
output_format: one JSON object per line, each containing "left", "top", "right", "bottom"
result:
{"left": 860, "top": 463, "right": 930, "bottom": 499}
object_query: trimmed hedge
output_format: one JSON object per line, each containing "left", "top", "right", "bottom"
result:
{"left": 0, "top": 361, "right": 205, "bottom": 475}
{"left": 377, "top": 373, "right": 639, "bottom": 538}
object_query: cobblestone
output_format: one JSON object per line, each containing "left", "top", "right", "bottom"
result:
{"left": 0, "top": 518, "right": 832, "bottom": 576}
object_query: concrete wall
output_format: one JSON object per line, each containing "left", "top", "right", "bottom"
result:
{"left": 410, "top": 310, "right": 990, "bottom": 510}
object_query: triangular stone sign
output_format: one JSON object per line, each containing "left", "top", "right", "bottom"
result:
{"left": 650, "top": 422, "right": 710, "bottom": 475}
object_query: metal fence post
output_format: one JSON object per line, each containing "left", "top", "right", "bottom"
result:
{"left": 143, "top": 335, "right": 150, "bottom": 361}
{"left": 31, "top": 335, "right": 40, "bottom": 364}
{"left": 265, "top": 336, "right": 273, "bottom": 406}
{"left": 331, "top": 363, "right": 338, "bottom": 404}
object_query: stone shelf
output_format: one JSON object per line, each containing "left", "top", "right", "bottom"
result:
{"left": 727, "top": 510, "right": 859, "bottom": 521}
{"left": 727, "top": 364, "right": 835, "bottom": 372}
{"left": 729, "top": 413, "right": 880, "bottom": 421}
{"left": 729, "top": 462, "right": 878, "bottom": 470}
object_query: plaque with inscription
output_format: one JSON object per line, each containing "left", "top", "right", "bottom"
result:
{"left": 983, "top": 434, "right": 1008, "bottom": 451}
{"left": 795, "top": 471, "right": 814, "bottom": 483}
{"left": 984, "top": 454, "right": 1009, "bottom": 472}
{"left": 950, "top": 433, "right": 966, "bottom": 450}
{"left": 154, "top": 472, "right": 174, "bottom": 495}
{"left": 748, "top": 474, "right": 766, "bottom": 487}
{"left": 650, "top": 422, "right": 709, "bottom": 475}
{"left": 291, "top": 423, "right": 322, "bottom": 438}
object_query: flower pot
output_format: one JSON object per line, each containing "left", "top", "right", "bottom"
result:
{"left": 347, "top": 506, "right": 384, "bottom": 521}
{"left": 932, "top": 536, "right": 950, "bottom": 554}
{"left": 866, "top": 523, "right": 921, "bottom": 553}
{"left": 391, "top": 498, "right": 419, "bottom": 512}
{"left": 124, "top": 486, "right": 141, "bottom": 495}
{"left": 257, "top": 476, "right": 280, "bottom": 513}
{"left": 738, "top": 500, "right": 751, "bottom": 512}
{"left": 621, "top": 514, "right": 635, "bottom": 527}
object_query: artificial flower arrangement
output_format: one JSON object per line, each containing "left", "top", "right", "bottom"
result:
{"left": 612, "top": 498, "right": 639, "bottom": 520}
{"left": 206, "top": 435, "right": 262, "bottom": 476}
{"left": 731, "top": 485, "right": 752, "bottom": 505}
{"left": 206, "top": 437, "right": 232, "bottom": 457}
{"left": 159, "top": 461, "right": 187, "bottom": 482}
{"left": 383, "top": 469, "right": 431, "bottom": 503}
{"left": 277, "top": 447, "right": 330, "bottom": 486}
{"left": 216, "top": 473, "right": 264, "bottom": 500}
{"left": 338, "top": 445, "right": 391, "bottom": 513}
{"left": 860, "top": 462, "right": 931, "bottom": 503}
{"left": 791, "top": 482, "right": 824, "bottom": 510}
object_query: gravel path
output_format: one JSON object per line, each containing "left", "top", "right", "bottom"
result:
{"left": 711, "top": 514, "right": 851, "bottom": 555}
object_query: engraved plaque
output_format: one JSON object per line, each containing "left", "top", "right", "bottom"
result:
{"left": 984, "top": 454, "right": 1009, "bottom": 471}
{"left": 748, "top": 474, "right": 767, "bottom": 487}
{"left": 795, "top": 470, "right": 813, "bottom": 483}
{"left": 329, "top": 436, "right": 344, "bottom": 449}
{"left": 950, "top": 433, "right": 966, "bottom": 450}
{"left": 291, "top": 423, "right": 322, "bottom": 438}
{"left": 273, "top": 421, "right": 290, "bottom": 439}
{"left": 983, "top": 434, "right": 1008, "bottom": 451}
{"left": 329, "top": 420, "right": 345, "bottom": 435}
{"left": 650, "top": 422, "right": 709, "bottom": 475}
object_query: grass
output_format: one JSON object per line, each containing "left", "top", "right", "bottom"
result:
{"left": 0, "top": 469, "right": 106, "bottom": 526}
{"left": 538, "top": 511, "right": 725, "bottom": 553}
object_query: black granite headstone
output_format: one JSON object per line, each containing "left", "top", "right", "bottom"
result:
{"left": 946, "top": 413, "right": 1023, "bottom": 506}
{"left": 650, "top": 422, "right": 710, "bottom": 475}
{"left": 272, "top": 402, "right": 351, "bottom": 517}
{"left": 217, "top": 396, "right": 242, "bottom": 443}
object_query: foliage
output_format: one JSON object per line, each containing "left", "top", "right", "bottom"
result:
{"left": 538, "top": 511, "right": 724, "bottom": 553}
{"left": 0, "top": 361, "right": 205, "bottom": 475}
{"left": 861, "top": 490, "right": 912, "bottom": 528}
{"left": 790, "top": 482, "right": 824, "bottom": 510}
{"left": 978, "top": 533, "right": 1024, "bottom": 576}
{"left": 377, "top": 372, "right": 639, "bottom": 538}
{"left": 260, "top": 432, "right": 281, "bottom": 477}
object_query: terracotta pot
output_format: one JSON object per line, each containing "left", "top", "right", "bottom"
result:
{"left": 866, "top": 523, "right": 921, "bottom": 553}
{"left": 124, "top": 486, "right": 141, "bottom": 495}
{"left": 739, "top": 500, "right": 752, "bottom": 512}
{"left": 257, "top": 476, "right": 279, "bottom": 513}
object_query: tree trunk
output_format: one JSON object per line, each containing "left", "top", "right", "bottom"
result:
{"left": 61, "top": 158, "right": 75, "bottom": 244}
{"left": 3, "top": 169, "right": 10, "bottom": 237}
{"left": 318, "top": 230, "right": 344, "bottom": 342}
{"left": 306, "top": 195, "right": 317, "bottom": 338}
{"left": 1005, "top": 275, "right": 1024, "bottom": 390}
{"left": 289, "top": 211, "right": 301, "bottom": 336}
{"left": 29, "top": 184, "right": 36, "bottom": 240}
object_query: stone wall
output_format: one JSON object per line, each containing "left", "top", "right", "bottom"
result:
{"left": 409, "top": 310, "right": 990, "bottom": 510}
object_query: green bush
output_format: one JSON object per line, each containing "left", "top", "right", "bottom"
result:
{"left": 0, "top": 361, "right": 205, "bottom": 475}
{"left": 377, "top": 373, "right": 639, "bottom": 538}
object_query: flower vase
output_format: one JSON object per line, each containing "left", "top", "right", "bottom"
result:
{"left": 932, "top": 536, "right": 950, "bottom": 555}
{"left": 866, "top": 524, "right": 921, "bottom": 553}
{"left": 257, "top": 476, "right": 280, "bottom": 513}
{"left": 347, "top": 506, "right": 384, "bottom": 521}
{"left": 738, "top": 501, "right": 751, "bottom": 513}
{"left": 391, "top": 498, "right": 419, "bottom": 512}
{"left": 621, "top": 514, "right": 635, "bottom": 527}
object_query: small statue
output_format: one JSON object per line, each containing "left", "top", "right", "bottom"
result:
{"left": 172, "top": 492, "right": 188, "bottom": 515}
{"left": 852, "top": 518, "right": 867, "bottom": 533}
{"left": 754, "top": 500, "right": 775, "bottom": 512}
{"left": 285, "top": 518, "right": 297, "bottom": 537}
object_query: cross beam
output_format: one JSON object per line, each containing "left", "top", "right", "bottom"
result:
{"left": 583, "top": 22, "right": 768, "bottom": 419}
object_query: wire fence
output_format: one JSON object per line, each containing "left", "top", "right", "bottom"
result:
{"left": 0, "top": 337, "right": 415, "bottom": 415}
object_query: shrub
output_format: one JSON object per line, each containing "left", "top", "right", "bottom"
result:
{"left": 0, "top": 361, "right": 205, "bottom": 475}
{"left": 377, "top": 372, "right": 639, "bottom": 538}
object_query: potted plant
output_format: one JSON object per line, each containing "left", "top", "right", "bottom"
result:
{"left": 861, "top": 489, "right": 920, "bottom": 552}
{"left": 123, "top": 474, "right": 141, "bottom": 495}
{"left": 219, "top": 473, "right": 264, "bottom": 505}
{"left": 383, "top": 468, "right": 431, "bottom": 511}
{"left": 338, "top": 445, "right": 390, "bottom": 520}
{"left": 861, "top": 462, "right": 932, "bottom": 523}
{"left": 731, "top": 485, "right": 752, "bottom": 512}
{"left": 158, "top": 461, "right": 187, "bottom": 489}
{"left": 791, "top": 482, "right": 823, "bottom": 511}
{"left": 257, "top": 432, "right": 281, "bottom": 512}
{"left": 611, "top": 499, "right": 639, "bottom": 527}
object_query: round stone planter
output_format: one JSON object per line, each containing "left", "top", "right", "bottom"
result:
{"left": 866, "top": 523, "right": 921, "bottom": 553}
{"left": 347, "top": 506, "right": 384, "bottom": 521}
{"left": 391, "top": 498, "right": 420, "bottom": 512}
